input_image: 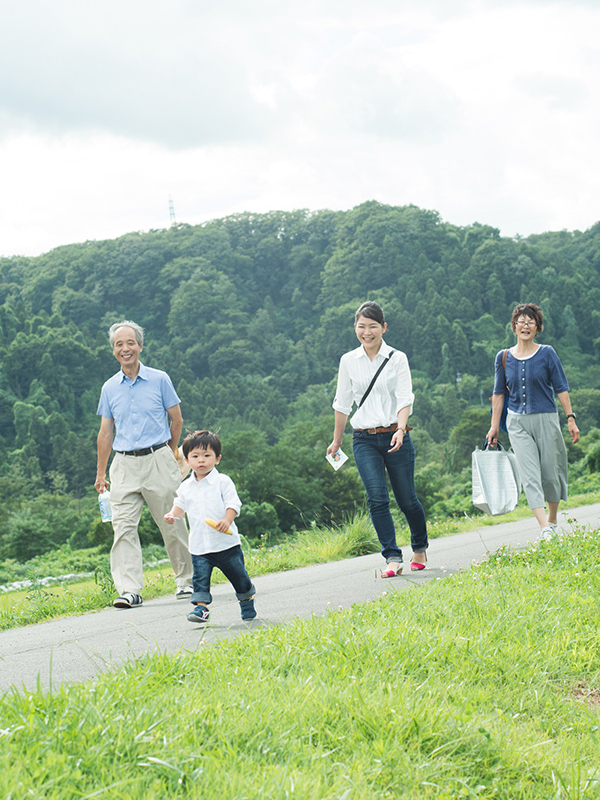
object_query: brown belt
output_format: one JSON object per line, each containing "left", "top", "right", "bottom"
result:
{"left": 353, "top": 423, "right": 413, "bottom": 435}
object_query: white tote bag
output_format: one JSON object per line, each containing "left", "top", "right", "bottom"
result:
{"left": 472, "top": 441, "right": 521, "bottom": 516}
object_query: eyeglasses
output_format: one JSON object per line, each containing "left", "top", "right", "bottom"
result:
{"left": 515, "top": 319, "right": 536, "bottom": 328}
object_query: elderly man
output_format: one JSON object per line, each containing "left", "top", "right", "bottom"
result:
{"left": 95, "top": 320, "right": 193, "bottom": 608}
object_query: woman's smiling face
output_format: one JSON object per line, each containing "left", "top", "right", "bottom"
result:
{"left": 514, "top": 315, "right": 538, "bottom": 341}
{"left": 355, "top": 314, "right": 387, "bottom": 351}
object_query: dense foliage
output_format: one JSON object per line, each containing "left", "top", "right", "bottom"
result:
{"left": 1, "top": 201, "right": 599, "bottom": 562}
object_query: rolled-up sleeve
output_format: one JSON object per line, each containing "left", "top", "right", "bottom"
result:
{"left": 332, "top": 354, "right": 354, "bottom": 415}
{"left": 492, "top": 350, "right": 508, "bottom": 395}
{"left": 173, "top": 490, "right": 186, "bottom": 512}
{"left": 394, "top": 351, "right": 415, "bottom": 414}
{"left": 547, "top": 347, "right": 569, "bottom": 394}
{"left": 221, "top": 475, "right": 242, "bottom": 515}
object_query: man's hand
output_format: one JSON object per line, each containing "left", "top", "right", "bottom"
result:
{"left": 95, "top": 476, "right": 109, "bottom": 493}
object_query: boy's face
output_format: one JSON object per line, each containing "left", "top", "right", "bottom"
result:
{"left": 185, "top": 446, "right": 221, "bottom": 478}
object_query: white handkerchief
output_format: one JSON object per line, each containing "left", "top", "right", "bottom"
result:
{"left": 326, "top": 448, "right": 348, "bottom": 471}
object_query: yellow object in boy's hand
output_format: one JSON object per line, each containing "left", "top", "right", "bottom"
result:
{"left": 205, "top": 518, "right": 233, "bottom": 535}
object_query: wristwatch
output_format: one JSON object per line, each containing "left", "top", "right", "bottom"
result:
{"left": 566, "top": 413, "right": 576, "bottom": 420}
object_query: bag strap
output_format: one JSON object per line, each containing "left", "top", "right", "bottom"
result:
{"left": 502, "top": 348, "right": 509, "bottom": 392}
{"left": 482, "top": 439, "right": 505, "bottom": 452}
{"left": 358, "top": 351, "right": 395, "bottom": 409}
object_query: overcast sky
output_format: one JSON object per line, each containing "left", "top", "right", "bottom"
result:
{"left": 1, "top": 0, "right": 598, "bottom": 257}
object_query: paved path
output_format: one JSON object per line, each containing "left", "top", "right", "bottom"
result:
{"left": 1, "top": 504, "right": 598, "bottom": 694}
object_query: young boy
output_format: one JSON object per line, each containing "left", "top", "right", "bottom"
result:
{"left": 164, "top": 430, "right": 257, "bottom": 624}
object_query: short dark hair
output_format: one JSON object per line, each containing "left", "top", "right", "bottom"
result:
{"left": 511, "top": 303, "right": 544, "bottom": 332}
{"left": 182, "top": 430, "right": 222, "bottom": 458}
{"left": 355, "top": 301, "right": 385, "bottom": 326}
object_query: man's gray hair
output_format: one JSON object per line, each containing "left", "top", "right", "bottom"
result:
{"left": 108, "top": 320, "right": 144, "bottom": 347}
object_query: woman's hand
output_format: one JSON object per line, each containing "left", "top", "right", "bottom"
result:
{"left": 567, "top": 417, "right": 580, "bottom": 444}
{"left": 327, "top": 440, "right": 343, "bottom": 456}
{"left": 388, "top": 429, "right": 404, "bottom": 452}
{"left": 486, "top": 426, "right": 499, "bottom": 445}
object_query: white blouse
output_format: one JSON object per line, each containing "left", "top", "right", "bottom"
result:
{"left": 332, "top": 340, "right": 415, "bottom": 430}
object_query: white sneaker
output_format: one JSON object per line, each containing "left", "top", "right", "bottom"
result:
{"left": 539, "top": 526, "right": 553, "bottom": 541}
{"left": 175, "top": 585, "right": 194, "bottom": 600}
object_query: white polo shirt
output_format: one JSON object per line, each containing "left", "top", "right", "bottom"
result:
{"left": 173, "top": 468, "right": 242, "bottom": 555}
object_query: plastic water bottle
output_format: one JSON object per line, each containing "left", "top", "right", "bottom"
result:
{"left": 98, "top": 490, "right": 112, "bottom": 522}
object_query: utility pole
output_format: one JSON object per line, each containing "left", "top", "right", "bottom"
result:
{"left": 169, "top": 195, "right": 176, "bottom": 226}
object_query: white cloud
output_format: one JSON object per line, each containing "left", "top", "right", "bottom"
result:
{"left": 0, "top": 0, "right": 276, "bottom": 147}
{"left": 1, "top": 0, "right": 599, "bottom": 257}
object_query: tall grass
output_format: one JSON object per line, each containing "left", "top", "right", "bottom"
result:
{"left": 1, "top": 526, "right": 599, "bottom": 798}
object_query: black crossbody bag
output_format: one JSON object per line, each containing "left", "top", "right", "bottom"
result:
{"left": 357, "top": 350, "right": 413, "bottom": 432}
{"left": 358, "top": 350, "right": 395, "bottom": 408}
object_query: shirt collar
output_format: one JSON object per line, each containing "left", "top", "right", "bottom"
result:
{"left": 119, "top": 362, "right": 148, "bottom": 383}
{"left": 192, "top": 467, "right": 219, "bottom": 484}
{"left": 353, "top": 340, "right": 392, "bottom": 360}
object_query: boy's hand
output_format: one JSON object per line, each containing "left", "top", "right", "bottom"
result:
{"left": 205, "top": 517, "right": 233, "bottom": 534}
{"left": 164, "top": 513, "right": 176, "bottom": 524}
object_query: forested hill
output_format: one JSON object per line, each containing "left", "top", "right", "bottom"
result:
{"left": 1, "top": 201, "right": 600, "bottom": 560}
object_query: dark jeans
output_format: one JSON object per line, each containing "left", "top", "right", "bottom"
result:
{"left": 191, "top": 545, "right": 255, "bottom": 605}
{"left": 353, "top": 430, "right": 428, "bottom": 563}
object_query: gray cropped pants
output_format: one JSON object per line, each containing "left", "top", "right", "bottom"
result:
{"left": 506, "top": 411, "right": 568, "bottom": 510}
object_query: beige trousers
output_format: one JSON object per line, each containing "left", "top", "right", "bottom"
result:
{"left": 109, "top": 446, "right": 192, "bottom": 595}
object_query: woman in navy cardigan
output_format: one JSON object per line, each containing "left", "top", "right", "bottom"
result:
{"left": 487, "top": 303, "right": 580, "bottom": 539}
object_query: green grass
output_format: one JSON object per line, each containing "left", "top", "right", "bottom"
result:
{"left": 0, "top": 515, "right": 380, "bottom": 631}
{"left": 1, "top": 526, "right": 600, "bottom": 798}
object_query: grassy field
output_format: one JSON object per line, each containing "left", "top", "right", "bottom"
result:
{"left": 1, "top": 524, "right": 599, "bottom": 798}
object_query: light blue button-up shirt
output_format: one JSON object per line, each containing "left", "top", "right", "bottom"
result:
{"left": 97, "top": 362, "right": 180, "bottom": 451}
{"left": 493, "top": 344, "right": 569, "bottom": 415}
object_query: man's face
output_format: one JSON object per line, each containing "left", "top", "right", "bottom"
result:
{"left": 112, "top": 326, "right": 142, "bottom": 370}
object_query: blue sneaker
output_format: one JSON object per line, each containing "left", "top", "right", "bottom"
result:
{"left": 187, "top": 605, "right": 210, "bottom": 624}
{"left": 239, "top": 597, "right": 256, "bottom": 620}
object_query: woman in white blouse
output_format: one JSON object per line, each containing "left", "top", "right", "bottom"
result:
{"left": 327, "top": 301, "right": 428, "bottom": 577}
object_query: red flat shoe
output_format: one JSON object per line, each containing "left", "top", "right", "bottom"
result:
{"left": 381, "top": 566, "right": 403, "bottom": 578}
